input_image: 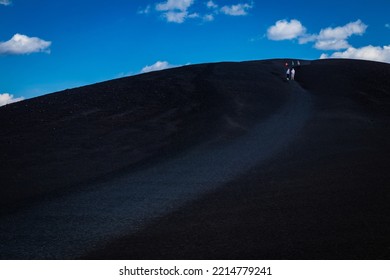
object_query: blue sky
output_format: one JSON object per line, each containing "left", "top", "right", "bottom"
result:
{"left": 1, "top": 0, "right": 390, "bottom": 104}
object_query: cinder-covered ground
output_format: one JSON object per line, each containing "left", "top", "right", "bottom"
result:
{"left": 0, "top": 59, "right": 389, "bottom": 259}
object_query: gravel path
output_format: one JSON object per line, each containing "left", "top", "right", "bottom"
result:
{"left": 0, "top": 82, "right": 311, "bottom": 259}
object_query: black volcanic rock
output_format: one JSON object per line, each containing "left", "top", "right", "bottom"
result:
{"left": 0, "top": 60, "right": 289, "bottom": 214}
{"left": 84, "top": 59, "right": 390, "bottom": 260}
{"left": 1, "top": 59, "right": 390, "bottom": 260}
{"left": 297, "top": 59, "right": 390, "bottom": 112}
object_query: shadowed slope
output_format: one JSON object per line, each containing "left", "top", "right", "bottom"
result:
{"left": 0, "top": 61, "right": 289, "bottom": 215}
{"left": 85, "top": 59, "right": 390, "bottom": 260}
{"left": 1, "top": 59, "right": 389, "bottom": 260}
{"left": 0, "top": 77, "right": 310, "bottom": 259}
{"left": 0, "top": 60, "right": 313, "bottom": 259}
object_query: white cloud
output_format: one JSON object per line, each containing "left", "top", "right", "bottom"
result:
{"left": 206, "top": 1, "right": 254, "bottom": 20}
{"left": 0, "top": 93, "right": 24, "bottom": 107}
{"left": 165, "top": 11, "right": 188, "bottom": 23}
{"left": 138, "top": 5, "right": 151, "bottom": 14}
{"left": 0, "top": 34, "right": 51, "bottom": 55}
{"left": 156, "top": 0, "right": 194, "bottom": 11}
{"left": 141, "top": 61, "right": 177, "bottom": 73}
{"left": 203, "top": 14, "right": 215, "bottom": 22}
{"left": 315, "top": 39, "right": 351, "bottom": 51}
{"left": 220, "top": 3, "right": 253, "bottom": 16}
{"left": 265, "top": 18, "right": 389, "bottom": 64}
{"left": 267, "top": 19, "right": 307, "bottom": 40}
{"left": 320, "top": 45, "right": 390, "bottom": 63}
{"left": 297, "top": 33, "right": 317, "bottom": 44}
{"left": 268, "top": 19, "right": 369, "bottom": 52}
{"left": 314, "top": 20, "right": 367, "bottom": 50}
{"left": 188, "top": 12, "right": 199, "bottom": 18}
{"left": 155, "top": 0, "right": 195, "bottom": 23}
{"left": 0, "top": 0, "right": 11, "bottom": 6}
{"left": 143, "top": 0, "right": 253, "bottom": 23}
{"left": 206, "top": 1, "right": 218, "bottom": 9}
{"left": 317, "top": 20, "right": 367, "bottom": 41}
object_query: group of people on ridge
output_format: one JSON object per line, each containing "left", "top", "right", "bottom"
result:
{"left": 285, "top": 60, "right": 300, "bottom": 81}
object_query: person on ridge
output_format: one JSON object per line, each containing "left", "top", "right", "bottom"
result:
{"left": 291, "top": 68, "right": 296, "bottom": 80}
{"left": 286, "top": 68, "right": 290, "bottom": 80}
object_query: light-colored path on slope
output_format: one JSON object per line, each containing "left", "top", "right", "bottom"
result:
{"left": 0, "top": 82, "right": 311, "bottom": 259}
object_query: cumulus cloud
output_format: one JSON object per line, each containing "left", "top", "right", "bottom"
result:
{"left": 314, "top": 20, "right": 367, "bottom": 50}
{"left": 266, "top": 18, "right": 389, "bottom": 63}
{"left": 268, "top": 19, "right": 368, "bottom": 51}
{"left": 165, "top": 11, "right": 188, "bottom": 23}
{"left": 206, "top": 0, "right": 218, "bottom": 9}
{"left": 141, "top": 61, "right": 178, "bottom": 73}
{"left": 317, "top": 20, "right": 367, "bottom": 41}
{"left": 299, "top": 20, "right": 367, "bottom": 51}
{"left": 220, "top": 3, "right": 253, "bottom": 16}
{"left": 0, "top": 93, "right": 24, "bottom": 107}
{"left": 314, "top": 39, "right": 351, "bottom": 51}
{"left": 155, "top": 0, "right": 194, "bottom": 23}
{"left": 320, "top": 45, "right": 390, "bottom": 63}
{"left": 0, "top": 0, "right": 11, "bottom": 6}
{"left": 0, "top": 34, "right": 51, "bottom": 55}
{"left": 142, "top": 0, "right": 253, "bottom": 23}
{"left": 205, "top": 1, "right": 254, "bottom": 20}
{"left": 156, "top": 0, "right": 193, "bottom": 11}
{"left": 267, "top": 19, "right": 307, "bottom": 41}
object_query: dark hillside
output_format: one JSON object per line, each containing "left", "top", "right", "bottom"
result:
{"left": 0, "top": 60, "right": 289, "bottom": 214}
{"left": 1, "top": 59, "right": 389, "bottom": 259}
{"left": 85, "top": 59, "right": 390, "bottom": 260}
{"left": 297, "top": 59, "right": 390, "bottom": 112}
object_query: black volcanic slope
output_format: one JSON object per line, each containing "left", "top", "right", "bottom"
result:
{"left": 1, "top": 59, "right": 390, "bottom": 259}
{"left": 0, "top": 61, "right": 288, "bottom": 214}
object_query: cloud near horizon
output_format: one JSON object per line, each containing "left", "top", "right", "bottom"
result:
{"left": 312, "top": 20, "right": 367, "bottom": 50}
{"left": 141, "top": 61, "right": 178, "bottom": 73}
{"left": 267, "top": 19, "right": 367, "bottom": 51}
{"left": 0, "top": 34, "right": 52, "bottom": 55}
{"left": 267, "top": 19, "right": 389, "bottom": 63}
{"left": 0, "top": 93, "right": 24, "bottom": 107}
{"left": 320, "top": 45, "right": 390, "bottom": 63}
